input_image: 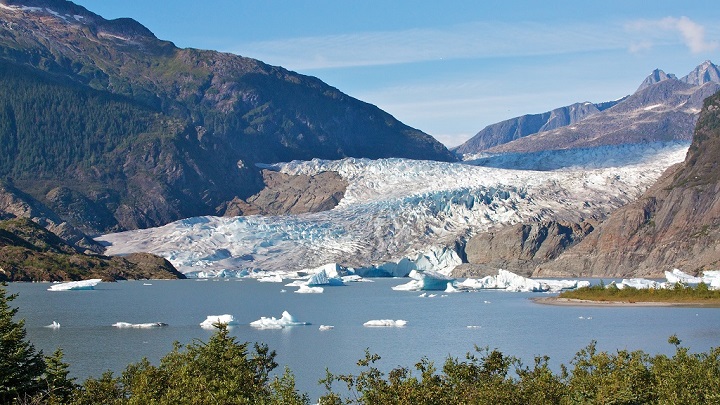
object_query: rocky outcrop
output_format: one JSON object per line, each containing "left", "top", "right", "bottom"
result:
{"left": 0, "top": 180, "right": 103, "bottom": 253}
{"left": 452, "top": 220, "right": 595, "bottom": 278}
{"left": 534, "top": 90, "right": 720, "bottom": 278}
{"left": 221, "top": 170, "right": 347, "bottom": 216}
{"left": 0, "top": 218, "right": 184, "bottom": 281}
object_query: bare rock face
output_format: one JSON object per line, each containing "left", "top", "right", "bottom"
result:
{"left": 452, "top": 220, "right": 595, "bottom": 278}
{"left": 535, "top": 91, "right": 720, "bottom": 278}
{"left": 222, "top": 170, "right": 347, "bottom": 216}
{"left": 0, "top": 180, "right": 104, "bottom": 253}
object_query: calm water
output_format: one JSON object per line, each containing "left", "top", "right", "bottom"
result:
{"left": 8, "top": 279, "right": 720, "bottom": 400}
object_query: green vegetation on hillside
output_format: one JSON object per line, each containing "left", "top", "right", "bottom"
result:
{"left": 0, "top": 218, "right": 183, "bottom": 281}
{"left": 3, "top": 284, "right": 720, "bottom": 404}
{"left": 558, "top": 282, "right": 720, "bottom": 304}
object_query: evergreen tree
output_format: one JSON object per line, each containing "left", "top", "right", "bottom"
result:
{"left": 0, "top": 283, "right": 46, "bottom": 403}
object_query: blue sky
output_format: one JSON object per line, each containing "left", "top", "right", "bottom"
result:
{"left": 72, "top": 1, "right": 720, "bottom": 147}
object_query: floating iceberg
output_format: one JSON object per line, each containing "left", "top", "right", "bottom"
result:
{"left": 258, "top": 275, "right": 284, "bottom": 283}
{"left": 200, "top": 314, "right": 238, "bottom": 329}
{"left": 250, "top": 311, "right": 309, "bottom": 329}
{"left": 113, "top": 322, "right": 168, "bottom": 328}
{"left": 392, "top": 270, "right": 456, "bottom": 291}
{"left": 45, "top": 321, "right": 60, "bottom": 329}
{"left": 611, "top": 279, "right": 669, "bottom": 290}
{"left": 295, "top": 285, "right": 324, "bottom": 294}
{"left": 319, "top": 325, "right": 334, "bottom": 331}
{"left": 363, "top": 319, "right": 408, "bottom": 327}
{"left": 307, "top": 270, "right": 344, "bottom": 286}
{"left": 457, "top": 270, "right": 589, "bottom": 293}
{"left": 665, "top": 269, "right": 704, "bottom": 284}
{"left": 47, "top": 279, "right": 102, "bottom": 291}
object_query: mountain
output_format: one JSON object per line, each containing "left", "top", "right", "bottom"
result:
{"left": 534, "top": 90, "right": 720, "bottom": 278}
{"left": 0, "top": 0, "right": 454, "bottom": 235}
{"left": 453, "top": 101, "right": 619, "bottom": 155}
{"left": 456, "top": 61, "right": 720, "bottom": 156}
{"left": 0, "top": 217, "right": 184, "bottom": 281}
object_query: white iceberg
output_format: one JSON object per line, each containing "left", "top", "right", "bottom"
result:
{"left": 45, "top": 321, "right": 61, "bottom": 329}
{"left": 250, "top": 311, "right": 309, "bottom": 329}
{"left": 295, "top": 285, "right": 324, "bottom": 294}
{"left": 391, "top": 269, "right": 456, "bottom": 291}
{"left": 319, "top": 325, "right": 334, "bottom": 331}
{"left": 363, "top": 319, "right": 408, "bottom": 327}
{"left": 200, "top": 314, "right": 238, "bottom": 329}
{"left": 665, "top": 269, "right": 704, "bottom": 284}
{"left": 307, "top": 270, "right": 344, "bottom": 286}
{"left": 47, "top": 279, "right": 102, "bottom": 291}
{"left": 113, "top": 322, "right": 168, "bottom": 328}
{"left": 258, "top": 275, "right": 284, "bottom": 283}
{"left": 457, "top": 270, "right": 589, "bottom": 293}
{"left": 611, "top": 279, "right": 669, "bottom": 289}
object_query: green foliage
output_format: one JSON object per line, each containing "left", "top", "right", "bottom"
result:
{"left": 320, "top": 340, "right": 720, "bottom": 405}
{"left": 0, "top": 283, "right": 46, "bottom": 403}
{"left": 72, "top": 325, "right": 309, "bottom": 404}
{"left": 558, "top": 282, "right": 720, "bottom": 303}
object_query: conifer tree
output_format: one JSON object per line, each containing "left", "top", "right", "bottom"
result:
{"left": 0, "top": 283, "right": 46, "bottom": 403}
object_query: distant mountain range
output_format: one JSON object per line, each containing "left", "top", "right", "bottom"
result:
{"left": 456, "top": 60, "right": 720, "bottom": 156}
{"left": 0, "top": 0, "right": 454, "bottom": 236}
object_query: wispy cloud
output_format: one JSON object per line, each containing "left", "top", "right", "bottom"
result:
{"left": 626, "top": 16, "right": 718, "bottom": 54}
{"left": 230, "top": 21, "right": 629, "bottom": 70}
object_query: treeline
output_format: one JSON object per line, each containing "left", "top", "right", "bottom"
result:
{"left": 559, "top": 281, "right": 720, "bottom": 303}
{"left": 0, "top": 61, "right": 178, "bottom": 179}
{"left": 2, "top": 285, "right": 719, "bottom": 404}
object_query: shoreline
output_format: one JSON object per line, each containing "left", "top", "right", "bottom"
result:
{"left": 532, "top": 296, "right": 720, "bottom": 308}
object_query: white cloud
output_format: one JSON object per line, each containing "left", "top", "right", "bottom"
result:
{"left": 230, "top": 21, "right": 629, "bottom": 70}
{"left": 626, "top": 16, "right": 718, "bottom": 54}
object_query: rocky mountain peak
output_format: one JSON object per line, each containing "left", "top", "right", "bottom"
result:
{"left": 0, "top": 0, "right": 157, "bottom": 40}
{"left": 681, "top": 60, "right": 720, "bottom": 86}
{"left": 636, "top": 68, "right": 677, "bottom": 92}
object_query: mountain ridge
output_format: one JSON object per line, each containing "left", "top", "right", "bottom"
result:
{"left": 457, "top": 61, "right": 720, "bottom": 156}
{"left": 0, "top": 0, "right": 454, "bottom": 236}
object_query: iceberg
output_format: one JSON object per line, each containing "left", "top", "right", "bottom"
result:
{"left": 45, "top": 321, "right": 61, "bottom": 329}
{"left": 113, "top": 322, "right": 168, "bottom": 328}
{"left": 391, "top": 270, "right": 455, "bottom": 291}
{"left": 258, "top": 275, "right": 284, "bottom": 283}
{"left": 363, "top": 319, "right": 408, "bottom": 327}
{"left": 307, "top": 270, "right": 344, "bottom": 286}
{"left": 250, "top": 311, "right": 309, "bottom": 329}
{"left": 665, "top": 269, "right": 704, "bottom": 284}
{"left": 611, "top": 279, "right": 669, "bottom": 289}
{"left": 319, "top": 325, "right": 334, "bottom": 331}
{"left": 295, "top": 285, "right": 324, "bottom": 294}
{"left": 457, "top": 270, "right": 589, "bottom": 293}
{"left": 47, "top": 279, "right": 102, "bottom": 291}
{"left": 200, "top": 314, "right": 238, "bottom": 329}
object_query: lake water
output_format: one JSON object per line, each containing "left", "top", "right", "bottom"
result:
{"left": 7, "top": 279, "right": 720, "bottom": 400}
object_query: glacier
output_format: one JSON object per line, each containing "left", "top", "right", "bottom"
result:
{"left": 96, "top": 143, "right": 688, "bottom": 277}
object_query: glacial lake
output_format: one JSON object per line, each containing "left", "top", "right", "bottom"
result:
{"left": 8, "top": 279, "right": 720, "bottom": 400}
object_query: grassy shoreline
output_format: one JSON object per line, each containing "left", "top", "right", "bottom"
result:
{"left": 543, "top": 282, "right": 720, "bottom": 307}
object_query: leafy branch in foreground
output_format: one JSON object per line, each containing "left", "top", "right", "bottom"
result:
{"left": 319, "top": 335, "right": 720, "bottom": 405}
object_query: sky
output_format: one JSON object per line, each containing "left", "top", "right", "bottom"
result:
{"left": 71, "top": 1, "right": 720, "bottom": 148}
